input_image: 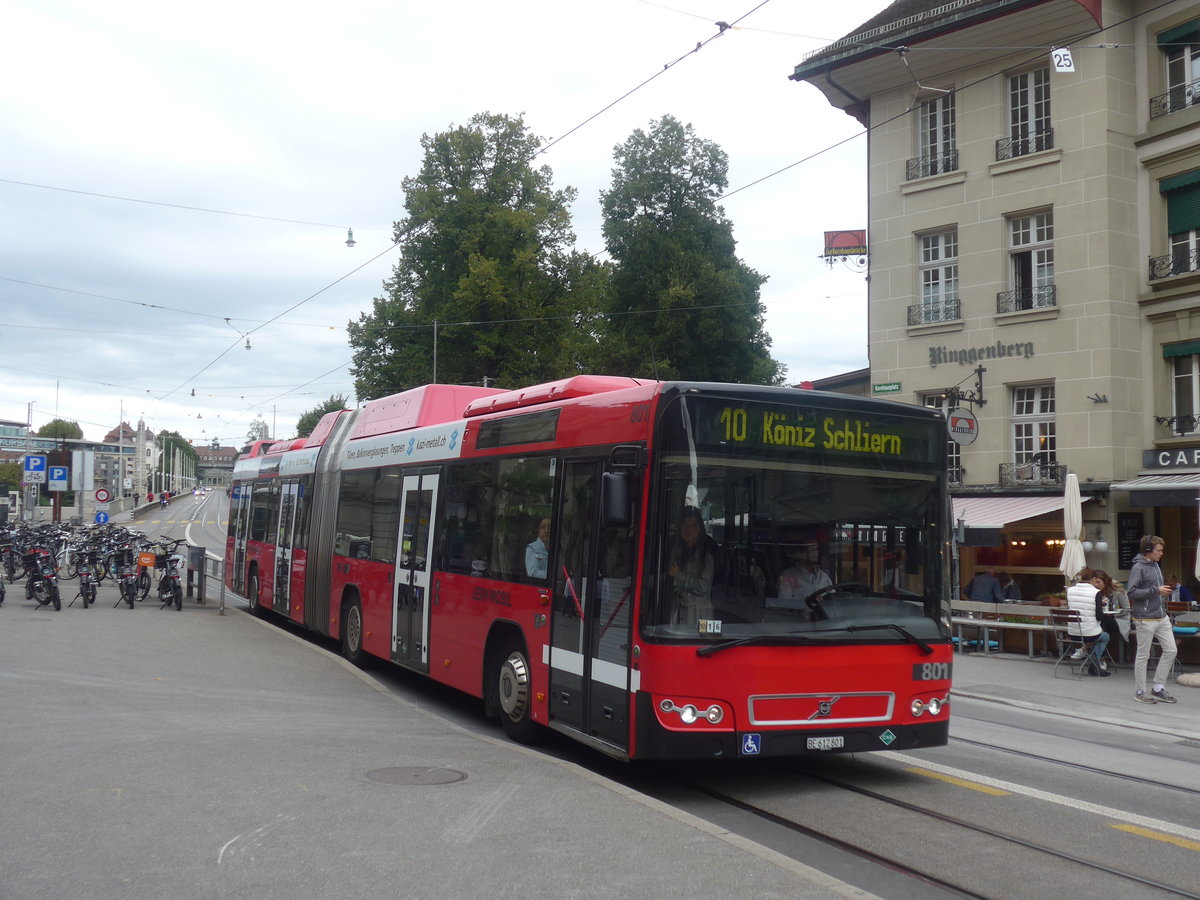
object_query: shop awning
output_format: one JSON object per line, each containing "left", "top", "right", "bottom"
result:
{"left": 1110, "top": 473, "right": 1200, "bottom": 506}
{"left": 952, "top": 494, "right": 1088, "bottom": 529}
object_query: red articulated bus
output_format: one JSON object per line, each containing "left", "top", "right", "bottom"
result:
{"left": 226, "top": 376, "right": 953, "bottom": 760}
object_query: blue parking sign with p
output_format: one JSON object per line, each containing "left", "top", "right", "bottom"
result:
{"left": 24, "top": 455, "right": 46, "bottom": 472}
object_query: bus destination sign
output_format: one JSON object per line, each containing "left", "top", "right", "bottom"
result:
{"left": 681, "top": 397, "right": 942, "bottom": 465}
{"left": 717, "top": 405, "right": 903, "bottom": 455}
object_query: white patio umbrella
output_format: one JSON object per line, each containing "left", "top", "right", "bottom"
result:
{"left": 1058, "top": 472, "right": 1086, "bottom": 580}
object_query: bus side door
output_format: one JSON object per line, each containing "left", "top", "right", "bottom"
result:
{"left": 392, "top": 471, "right": 438, "bottom": 673}
{"left": 550, "top": 460, "right": 634, "bottom": 751}
{"left": 272, "top": 481, "right": 300, "bottom": 615}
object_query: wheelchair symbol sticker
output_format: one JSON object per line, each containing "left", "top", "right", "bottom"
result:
{"left": 741, "top": 733, "right": 761, "bottom": 756}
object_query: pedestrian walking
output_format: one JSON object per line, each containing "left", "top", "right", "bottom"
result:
{"left": 1126, "top": 535, "right": 1179, "bottom": 704}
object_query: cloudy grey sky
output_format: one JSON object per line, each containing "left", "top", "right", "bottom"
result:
{"left": 1, "top": 0, "right": 883, "bottom": 445}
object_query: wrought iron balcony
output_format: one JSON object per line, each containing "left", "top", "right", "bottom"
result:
{"left": 907, "top": 299, "right": 961, "bottom": 325}
{"left": 1155, "top": 414, "right": 1199, "bottom": 436}
{"left": 1149, "top": 247, "right": 1200, "bottom": 281}
{"left": 996, "top": 284, "right": 1056, "bottom": 313}
{"left": 1150, "top": 81, "right": 1200, "bottom": 119}
{"left": 999, "top": 461, "right": 1066, "bottom": 487}
{"left": 947, "top": 465, "right": 965, "bottom": 487}
{"left": 905, "top": 149, "right": 960, "bottom": 181}
{"left": 995, "top": 128, "right": 1054, "bottom": 161}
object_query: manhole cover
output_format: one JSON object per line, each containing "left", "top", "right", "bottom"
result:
{"left": 366, "top": 766, "right": 467, "bottom": 786}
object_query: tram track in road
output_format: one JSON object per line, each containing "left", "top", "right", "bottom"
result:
{"left": 951, "top": 707, "right": 1200, "bottom": 755}
{"left": 948, "top": 734, "right": 1200, "bottom": 797}
{"left": 774, "top": 764, "right": 1200, "bottom": 899}
{"left": 604, "top": 755, "right": 1200, "bottom": 900}
{"left": 680, "top": 776, "right": 990, "bottom": 900}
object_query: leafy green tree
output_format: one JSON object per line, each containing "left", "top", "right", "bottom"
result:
{"left": 245, "top": 418, "right": 269, "bottom": 444}
{"left": 348, "top": 112, "right": 606, "bottom": 398}
{"left": 36, "top": 419, "right": 83, "bottom": 439}
{"left": 157, "top": 430, "right": 198, "bottom": 492}
{"left": 597, "top": 115, "right": 784, "bottom": 385}
{"left": 0, "top": 460, "right": 20, "bottom": 489}
{"left": 296, "top": 394, "right": 349, "bottom": 438}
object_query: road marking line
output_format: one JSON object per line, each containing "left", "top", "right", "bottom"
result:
{"left": 1112, "top": 824, "right": 1200, "bottom": 851}
{"left": 905, "top": 767, "right": 1010, "bottom": 795}
{"left": 887, "top": 751, "right": 1200, "bottom": 842}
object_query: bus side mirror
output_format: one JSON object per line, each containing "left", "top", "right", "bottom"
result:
{"left": 602, "top": 472, "right": 631, "bottom": 528}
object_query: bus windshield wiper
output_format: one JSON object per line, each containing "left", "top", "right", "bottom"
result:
{"left": 842, "top": 623, "right": 934, "bottom": 655}
{"left": 696, "top": 632, "right": 820, "bottom": 657}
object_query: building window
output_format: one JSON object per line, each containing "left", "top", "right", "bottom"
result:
{"left": 1152, "top": 21, "right": 1200, "bottom": 117}
{"left": 909, "top": 230, "right": 960, "bottom": 324}
{"left": 1172, "top": 354, "right": 1200, "bottom": 434}
{"left": 907, "top": 92, "right": 957, "bottom": 179}
{"left": 997, "top": 212, "right": 1054, "bottom": 312}
{"left": 921, "top": 394, "right": 962, "bottom": 483}
{"left": 1012, "top": 384, "right": 1056, "bottom": 465}
{"left": 1151, "top": 172, "right": 1200, "bottom": 279}
{"left": 997, "top": 67, "right": 1052, "bottom": 159}
{"left": 1171, "top": 229, "right": 1200, "bottom": 276}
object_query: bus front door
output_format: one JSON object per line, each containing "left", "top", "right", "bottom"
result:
{"left": 230, "top": 484, "right": 252, "bottom": 593}
{"left": 392, "top": 471, "right": 438, "bottom": 673}
{"left": 272, "top": 481, "right": 300, "bottom": 615}
{"left": 550, "top": 460, "right": 634, "bottom": 752}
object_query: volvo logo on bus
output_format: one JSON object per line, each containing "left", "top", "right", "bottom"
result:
{"left": 947, "top": 407, "right": 979, "bottom": 446}
{"left": 809, "top": 696, "right": 841, "bottom": 719}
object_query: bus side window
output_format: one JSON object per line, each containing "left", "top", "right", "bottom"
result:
{"left": 440, "top": 462, "right": 495, "bottom": 575}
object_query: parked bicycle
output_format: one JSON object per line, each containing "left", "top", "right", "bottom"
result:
{"left": 112, "top": 545, "right": 139, "bottom": 609}
{"left": 22, "top": 546, "right": 61, "bottom": 611}
{"left": 2, "top": 533, "right": 19, "bottom": 584}
{"left": 74, "top": 549, "right": 99, "bottom": 608}
{"left": 152, "top": 537, "right": 187, "bottom": 610}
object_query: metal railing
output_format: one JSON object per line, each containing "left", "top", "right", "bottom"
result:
{"left": 1149, "top": 81, "right": 1200, "bottom": 119}
{"left": 996, "top": 284, "right": 1056, "bottom": 313}
{"left": 1149, "top": 247, "right": 1200, "bottom": 281}
{"left": 186, "top": 549, "right": 229, "bottom": 615}
{"left": 948, "top": 465, "right": 965, "bottom": 487}
{"left": 905, "top": 149, "right": 960, "bottom": 180}
{"left": 999, "top": 461, "right": 1067, "bottom": 486}
{"left": 907, "top": 298, "right": 961, "bottom": 325}
{"left": 995, "top": 128, "right": 1054, "bottom": 160}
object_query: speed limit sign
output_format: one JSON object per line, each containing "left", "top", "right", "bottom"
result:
{"left": 95, "top": 488, "right": 111, "bottom": 503}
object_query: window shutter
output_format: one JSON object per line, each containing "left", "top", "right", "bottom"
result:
{"left": 1161, "top": 172, "right": 1200, "bottom": 234}
{"left": 1158, "top": 19, "right": 1200, "bottom": 45}
{"left": 1163, "top": 340, "right": 1200, "bottom": 359}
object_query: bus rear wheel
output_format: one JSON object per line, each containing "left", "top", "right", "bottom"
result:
{"left": 496, "top": 639, "right": 543, "bottom": 744}
{"left": 342, "top": 599, "right": 365, "bottom": 666}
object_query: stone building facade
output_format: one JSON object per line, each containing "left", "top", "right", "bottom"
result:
{"left": 793, "top": 0, "right": 1200, "bottom": 596}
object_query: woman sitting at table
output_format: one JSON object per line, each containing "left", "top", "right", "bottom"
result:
{"left": 1066, "top": 568, "right": 1112, "bottom": 677}
{"left": 1095, "top": 571, "right": 1130, "bottom": 651}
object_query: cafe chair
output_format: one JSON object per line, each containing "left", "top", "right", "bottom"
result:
{"left": 1050, "top": 609, "right": 1089, "bottom": 679}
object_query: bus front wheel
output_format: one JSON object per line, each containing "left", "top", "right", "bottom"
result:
{"left": 246, "top": 571, "right": 261, "bottom": 616}
{"left": 496, "top": 639, "right": 543, "bottom": 744}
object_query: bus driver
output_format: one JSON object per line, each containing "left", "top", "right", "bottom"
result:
{"left": 773, "top": 543, "right": 831, "bottom": 610}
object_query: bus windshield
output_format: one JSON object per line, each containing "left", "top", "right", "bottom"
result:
{"left": 643, "top": 393, "right": 948, "bottom": 642}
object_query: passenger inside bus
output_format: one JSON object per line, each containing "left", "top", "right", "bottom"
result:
{"left": 525, "top": 518, "right": 550, "bottom": 579}
{"left": 669, "top": 508, "right": 716, "bottom": 626}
